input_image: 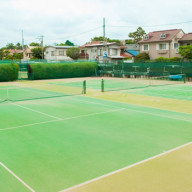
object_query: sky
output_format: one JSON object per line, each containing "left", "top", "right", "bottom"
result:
{"left": 0, "top": 0, "right": 192, "bottom": 47}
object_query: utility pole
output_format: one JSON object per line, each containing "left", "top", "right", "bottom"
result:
{"left": 103, "top": 17, "right": 107, "bottom": 61}
{"left": 37, "top": 35, "right": 44, "bottom": 60}
{"left": 22, "top": 30, "right": 24, "bottom": 59}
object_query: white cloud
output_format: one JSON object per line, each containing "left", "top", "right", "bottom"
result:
{"left": 0, "top": 0, "right": 192, "bottom": 47}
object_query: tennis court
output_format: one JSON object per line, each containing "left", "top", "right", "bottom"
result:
{"left": 0, "top": 77, "right": 192, "bottom": 192}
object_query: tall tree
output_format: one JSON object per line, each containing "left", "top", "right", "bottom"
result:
{"left": 6, "top": 43, "right": 15, "bottom": 49}
{"left": 16, "top": 43, "right": 22, "bottom": 49}
{"left": 65, "top": 40, "right": 74, "bottom": 46}
{"left": 128, "top": 27, "right": 146, "bottom": 43}
{"left": 91, "top": 36, "right": 121, "bottom": 44}
{"left": 29, "top": 42, "right": 40, "bottom": 46}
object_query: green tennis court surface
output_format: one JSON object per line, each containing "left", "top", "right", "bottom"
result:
{"left": 1, "top": 93, "right": 192, "bottom": 192}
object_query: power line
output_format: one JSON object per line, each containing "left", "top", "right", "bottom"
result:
{"left": 106, "top": 20, "right": 192, "bottom": 28}
{"left": 46, "top": 26, "right": 102, "bottom": 41}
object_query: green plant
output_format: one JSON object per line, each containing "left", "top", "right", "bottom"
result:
{"left": 28, "top": 62, "right": 97, "bottom": 80}
{"left": 154, "top": 57, "right": 170, "bottom": 62}
{"left": 134, "top": 52, "right": 150, "bottom": 62}
{"left": 0, "top": 63, "right": 19, "bottom": 82}
{"left": 66, "top": 48, "right": 80, "bottom": 60}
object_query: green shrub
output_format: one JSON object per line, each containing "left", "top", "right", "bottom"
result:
{"left": 0, "top": 63, "right": 19, "bottom": 82}
{"left": 154, "top": 57, "right": 169, "bottom": 62}
{"left": 169, "top": 57, "right": 181, "bottom": 62}
{"left": 134, "top": 52, "right": 150, "bottom": 62}
{"left": 28, "top": 62, "right": 97, "bottom": 80}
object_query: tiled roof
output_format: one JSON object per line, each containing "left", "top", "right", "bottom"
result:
{"left": 9, "top": 49, "right": 23, "bottom": 53}
{"left": 139, "top": 29, "right": 182, "bottom": 43}
{"left": 179, "top": 33, "right": 192, "bottom": 41}
{"left": 79, "top": 41, "right": 102, "bottom": 48}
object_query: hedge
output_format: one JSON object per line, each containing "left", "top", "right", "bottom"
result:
{"left": 0, "top": 64, "right": 19, "bottom": 82}
{"left": 28, "top": 62, "right": 98, "bottom": 80}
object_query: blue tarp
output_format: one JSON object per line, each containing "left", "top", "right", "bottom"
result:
{"left": 125, "top": 50, "right": 139, "bottom": 57}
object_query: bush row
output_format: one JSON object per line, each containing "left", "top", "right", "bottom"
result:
{"left": 0, "top": 64, "right": 19, "bottom": 82}
{"left": 28, "top": 62, "right": 98, "bottom": 80}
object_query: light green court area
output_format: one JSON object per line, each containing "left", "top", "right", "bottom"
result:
{"left": 0, "top": 95, "right": 192, "bottom": 192}
{"left": 0, "top": 164, "right": 29, "bottom": 192}
{"left": 125, "top": 84, "right": 192, "bottom": 101}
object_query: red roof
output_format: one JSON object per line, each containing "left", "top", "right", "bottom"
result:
{"left": 79, "top": 41, "right": 102, "bottom": 48}
{"left": 139, "top": 29, "right": 183, "bottom": 43}
{"left": 9, "top": 49, "right": 23, "bottom": 53}
{"left": 179, "top": 33, "right": 192, "bottom": 41}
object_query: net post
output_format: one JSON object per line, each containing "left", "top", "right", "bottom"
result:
{"left": 6, "top": 88, "right": 9, "bottom": 101}
{"left": 83, "top": 80, "right": 86, "bottom": 94}
{"left": 183, "top": 74, "right": 186, "bottom": 83}
{"left": 101, "top": 79, "right": 104, "bottom": 92}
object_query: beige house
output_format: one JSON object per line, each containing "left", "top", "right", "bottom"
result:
{"left": 139, "top": 29, "right": 185, "bottom": 60}
{"left": 23, "top": 46, "right": 38, "bottom": 59}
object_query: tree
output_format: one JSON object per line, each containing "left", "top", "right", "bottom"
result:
{"left": 91, "top": 36, "right": 121, "bottom": 44}
{"left": 134, "top": 52, "right": 150, "bottom": 62}
{"left": 128, "top": 27, "right": 146, "bottom": 43}
{"left": 56, "top": 43, "right": 66, "bottom": 46}
{"left": 179, "top": 45, "right": 192, "bottom": 59}
{"left": 125, "top": 39, "right": 134, "bottom": 44}
{"left": 6, "top": 43, "right": 15, "bottom": 49}
{"left": 31, "top": 47, "right": 42, "bottom": 59}
{"left": 29, "top": 42, "right": 40, "bottom": 46}
{"left": 65, "top": 40, "right": 74, "bottom": 46}
{"left": 66, "top": 48, "right": 80, "bottom": 60}
{"left": 16, "top": 43, "right": 22, "bottom": 49}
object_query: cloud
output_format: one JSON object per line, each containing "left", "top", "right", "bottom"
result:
{"left": 0, "top": 0, "right": 192, "bottom": 47}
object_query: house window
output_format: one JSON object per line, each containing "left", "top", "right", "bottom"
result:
{"left": 143, "top": 44, "right": 149, "bottom": 51}
{"left": 59, "top": 51, "right": 64, "bottom": 56}
{"left": 46, "top": 51, "right": 49, "bottom": 54}
{"left": 144, "top": 35, "right": 149, "bottom": 40}
{"left": 51, "top": 51, "right": 54, "bottom": 56}
{"left": 159, "top": 43, "right": 167, "bottom": 50}
{"left": 160, "top": 33, "right": 166, "bottom": 38}
{"left": 174, "top": 43, "right": 179, "bottom": 49}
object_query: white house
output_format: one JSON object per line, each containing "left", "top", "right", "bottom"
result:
{"left": 84, "top": 41, "right": 124, "bottom": 62}
{"left": 44, "top": 46, "right": 78, "bottom": 61}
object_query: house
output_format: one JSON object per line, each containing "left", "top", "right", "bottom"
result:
{"left": 23, "top": 46, "right": 38, "bottom": 59}
{"left": 44, "top": 46, "right": 78, "bottom": 61}
{"left": 84, "top": 41, "right": 124, "bottom": 62}
{"left": 79, "top": 41, "right": 100, "bottom": 59}
{"left": 139, "top": 29, "right": 185, "bottom": 60}
{"left": 178, "top": 33, "right": 192, "bottom": 46}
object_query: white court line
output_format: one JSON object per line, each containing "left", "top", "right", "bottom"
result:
{"left": 0, "top": 162, "right": 35, "bottom": 192}
{"left": 0, "top": 108, "right": 124, "bottom": 131}
{"left": 11, "top": 102, "right": 62, "bottom": 120}
{"left": 60, "top": 141, "right": 192, "bottom": 192}
{"left": 71, "top": 97, "right": 192, "bottom": 123}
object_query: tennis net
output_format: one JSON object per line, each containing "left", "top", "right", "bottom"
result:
{"left": 101, "top": 74, "right": 186, "bottom": 92}
{"left": 0, "top": 81, "right": 85, "bottom": 102}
